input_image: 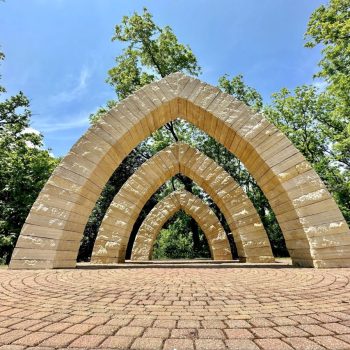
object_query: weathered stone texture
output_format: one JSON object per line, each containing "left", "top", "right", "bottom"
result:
{"left": 92, "top": 143, "right": 273, "bottom": 264}
{"left": 131, "top": 190, "right": 232, "bottom": 261}
{"left": 9, "top": 72, "right": 350, "bottom": 269}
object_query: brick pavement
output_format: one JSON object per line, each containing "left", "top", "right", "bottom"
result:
{"left": 0, "top": 266, "right": 350, "bottom": 349}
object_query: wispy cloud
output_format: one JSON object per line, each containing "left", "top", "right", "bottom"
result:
{"left": 32, "top": 110, "right": 93, "bottom": 133}
{"left": 50, "top": 66, "right": 91, "bottom": 104}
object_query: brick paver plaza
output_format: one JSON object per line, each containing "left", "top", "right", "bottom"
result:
{"left": 1, "top": 266, "right": 350, "bottom": 349}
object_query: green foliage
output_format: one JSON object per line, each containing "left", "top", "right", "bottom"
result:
{"left": 218, "top": 74, "right": 263, "bottom": 111}
{"left": 0, "top": 54, "right": 58, "bottom": 263}
{"left": 305, "top": 0, "right": 350, "bottom": 172}
{"left": 266, "top": 85, "right": 350, "bottom": 223}
{"left": 79, "top": 146, "right": 151, "bottom": 261}
{"left": 82, "top": 8, "right": 205, "bottom": 260}
{"left": 152, "top": 211, "right": 210, "bottom": 260}
{"left": 305, "top": 0, "right": 350, "bottom": 92}
{"left": 107, "top": 7, "right": 201, "bottom": 99}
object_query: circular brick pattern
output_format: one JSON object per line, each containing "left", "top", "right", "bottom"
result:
{"left": 1, "top": 267, "right": 350, "bottom": 349}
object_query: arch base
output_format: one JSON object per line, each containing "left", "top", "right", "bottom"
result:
{"left": 240, "top": 256, "right": 275, "bottom": 263}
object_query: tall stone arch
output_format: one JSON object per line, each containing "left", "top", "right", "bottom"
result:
{"left": 9, "top": 72, "right": 350, "bottom": 269}
{"left": 92, "top": 143, "right": 273, "bottom": 264}
{"left": 131, "top": 190, "right": 232, "bottom": 261}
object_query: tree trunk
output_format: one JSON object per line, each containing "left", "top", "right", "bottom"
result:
{"left": 177, "top": 174, "right": 200, "bottom": 254}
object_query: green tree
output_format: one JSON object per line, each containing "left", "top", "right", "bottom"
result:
{"left": 82, "top": 8, "right": 205, "bottom": 260}
{"left": 0, "top": 52, "right": 58, "bottom": 263}
{"left": 218, "top": 74, "right": 263, "bottom": 111}
{"left": 152, "top": 211, "right": 210, "bottom": 260}
{"left": 305, "top": 0, "right": 350, "bottom": 170}
{"left": 265, "top": 85, "right": 350, "bottom": 223}
{"left": 107, "top": 7, "right": 200, "bottom": 99}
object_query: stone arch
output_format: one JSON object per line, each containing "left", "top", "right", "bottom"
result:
{"left": 131, "top": 190, "right": 232, "bottom": 261}
{"left": 91, "top": 142, "right": 274, "bottom": 263}
{"left": 9, "top": 72, "right": 350, "bottom": 269}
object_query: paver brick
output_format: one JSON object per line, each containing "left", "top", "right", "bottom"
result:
{"left": 40, "top": 333, "right": 79, "bottom": 347}
{"left": 40, "top": 322, "right": 72, "bottom": 333}
{"left": 283, "top": 337, "right": 326, "bottom": 350}
{"left": 298, "top": 324, "right": 334, "bottom": 336}
{"left": 225, "top": 339, "right": 260, "bottom": 350}
{"left": 195, "top": 339, "right": 226, "bottom": 349}
{"left": 201, "top": 320, "right": 225, "bottom": 329}
{"left": 270, "top": 317, "right": 298, "bottom": 326}
{"left": 274, "top": 325, "right": 310, "bottom": 337}
{"left": 10, "top": 319, "right": 43, "bottom": 330}
{"left": 143, "top": 327, "right": 170, "bottom": 338}
{"left": 0, "top": 330, "right": 29, "bottom": 344}
{"left": 251, "top": 327, "right": 283, "bottom": 338}
{"left": 320, "top": 322, "right": 350, "bottom": 334}
{"left": 337, "top": 334, "right": 350, "bottom": 344}
{"left": 224, "top": 328, "right": 254, "bottom": 339}
{"left": 197, "top": 328, "right": 225, "bottom": 339}
{"left": 171, "top": 328, "right": 197, "bottom": 339}
{"left": 0, "top": 345, "right": 26, "bottom": 350}
{"left": 13, "top": 332, "right": 53, "bottom": 346}
{"left": 131, "top": 337, "right": 163, "bottom": 350}
{"left": 100, "top": 335, "right": 134, "bottom": 349}
{"left": 89, "top": 325, "right": 118, "bottom": 335}
{"left": 129, "top": 318, "right": 154, "bottom": 327}
{"left": 116, "top": 326, "right": 144, "bottom": 337}
{"left": 153, "top": 320, "right": 176, "bottom": 328}
{"left": 68, "top": 334, "right": 106, "bottom": 348}
{"left": 177, "top": 320, "right": 200, "bottom": 328}
{"left": 311, "top": 335, "right": 350, "bottom": 349}
{"left": 225, "top": 319, "right": 251, "bottom": 328}
{"left": 1, "top": 267, "right": 350, "bottom": 349}
{"left": 255, "top": 338, "right": 294, "bottom": 350}
{"left": 63, "top": 323, "right": 96, "bottom": 335}
{"left": 249, "top": 318, "right": 275, "bottom": 327}
{"left": 163, "top": 338, "right": 194, "bottom": 350}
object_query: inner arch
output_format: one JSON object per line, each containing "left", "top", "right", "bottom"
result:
{"left": 131, "top": 190, "right": 232, "bottom": 261}
{"left": 91, "top": 143, "right": 273, "bottom": 263}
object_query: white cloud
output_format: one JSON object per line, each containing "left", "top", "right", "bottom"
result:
{"left": 50, "top": 66, "right": 91, "bottom": 104}
{"left": 33, "top": 113, "right": 90, "bottom": 133}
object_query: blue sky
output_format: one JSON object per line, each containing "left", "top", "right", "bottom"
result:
{"left": 1, "top": 0, "right": 326, "bottom": 156}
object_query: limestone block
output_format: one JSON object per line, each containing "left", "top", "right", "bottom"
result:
{"left": 30, "top": 203, "right": 87, "bottom": 224}
{"left": 26, "top": 213, "right": 85, "bottom": 233}
{"left": 20, "top": 224, "right": 82, "bottom": 241}
{"left": 312, "top": 259, "right": 350, "bottom": 268}
{"left": 47, "top": 175, "right": 97, "bottom": 203}
{"left": 16, "top": 235, "right": 81, "bottom": 251}
{"left": 74, "top": 131, "right": 118, "bottom": 167}
{"left": 277, "top": 198, "right": 338, "bottom": 223}
{"left": 61, "top": 152, "right": 111, "bottom": 188}
{"left": 53, "top": 166, "right": 102, "bottom": 195}
{"left": 10, "top": 259, "right": 76, "bottom": 269}
{"left": 11, "top": 248, "right": 77, "bottom": 261}
{"left": 178, "top": 79, "right": 201, "bottom": 104}
{"left": 34, "top": 194, "right": 94, "bottom": 217}
{"left": 41, "top": 184, "right": 95, "bottom": 209}
{"left": 299, "top": 231, "right": 350, "bottom": 250}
